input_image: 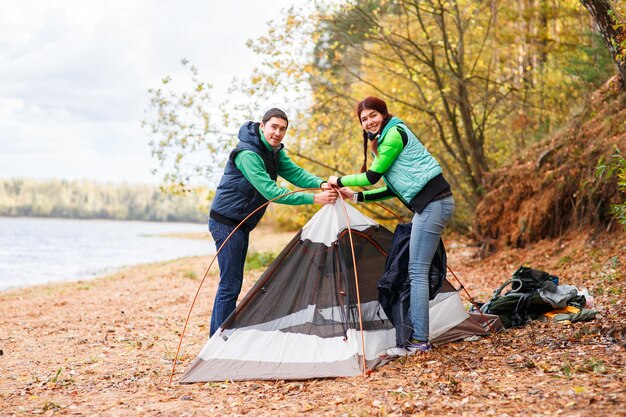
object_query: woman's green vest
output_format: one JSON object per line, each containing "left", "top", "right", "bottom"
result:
{"left": 378, "top": 117, "right": 442, "bottom": 205}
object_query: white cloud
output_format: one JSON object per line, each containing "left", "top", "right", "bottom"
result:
{"left": 0, "top": 0, "right": 300, "bottom": 183}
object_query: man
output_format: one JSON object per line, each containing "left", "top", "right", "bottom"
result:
{"left": 208, "top": 108, "right": 337, "bottom": 336}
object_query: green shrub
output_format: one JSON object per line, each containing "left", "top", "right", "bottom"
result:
{"left": 596, "top": 147, "right": 626, "bottom": 228}
{"left": 245, "top": 250, "right": 277, "bottom": 271}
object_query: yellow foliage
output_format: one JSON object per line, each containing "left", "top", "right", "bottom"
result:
{"left": 151, "top": 0, "right": 616, "bottom": 230}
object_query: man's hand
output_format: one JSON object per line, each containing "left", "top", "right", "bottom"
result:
{"left": 320, "top": 181, "right": 331, "bottom": 190}
{"left": 327, "top": 176, "right": 339, "bottom": 187}
{"left": 313, "top": 189, "right": 338, "bottom": 205}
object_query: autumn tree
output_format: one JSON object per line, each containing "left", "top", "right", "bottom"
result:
{"left": 247, "top": 1, "right": 607, "bottom": 221}
{"left": 580, "top": 0, "right": 626, "bottom": 87}
{"left": 316, "top": 0, "right": 503, "bottom": 210}
{"left": 143, "top": 0, "right": 615, "bottom": 229}
{"left": 142, "top": 60, "right": 231, "bottom": 194}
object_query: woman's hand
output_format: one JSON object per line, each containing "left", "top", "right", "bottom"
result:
{"left": 327, "top": 176, "right": 340, "bottom": 187}
{"left": 338, "top": 187, "right": 355, "bottom": 200}
{"left": 313, "top": 189, "right": 338, "bottom": 205}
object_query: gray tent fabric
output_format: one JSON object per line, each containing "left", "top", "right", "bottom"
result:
{"left": 179, "top": 203, "right": 501, "bottom": 383}
{"left": 431, "top": 312, "right": 502, "bottom": 346}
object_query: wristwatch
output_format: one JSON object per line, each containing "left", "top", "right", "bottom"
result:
{"left": 352, "top": 192, "right": 359, "bottom": 203}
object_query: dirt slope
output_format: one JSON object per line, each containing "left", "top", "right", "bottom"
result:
{"left": 476, "top": 76, "right": 626, "bottom": 250}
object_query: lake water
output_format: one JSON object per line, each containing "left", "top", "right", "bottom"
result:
{"left": 0, "top": 217, "right": 215, "bottom": 291}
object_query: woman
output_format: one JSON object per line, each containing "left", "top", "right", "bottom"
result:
{"left": 328, "top": 96, "right": 455, "bottom": 354}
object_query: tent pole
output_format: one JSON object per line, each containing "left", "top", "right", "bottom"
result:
{"left": 372, "top": 201, "right": 407, "bottom": 223}
{"left": 446, "top": 266, "right": 499, "bottom": 337}
{"left": 168, "top": 188, "right": 319, "bottom": 384}
{"left": 336, "top": 195, "right": 368, "bottom": 375}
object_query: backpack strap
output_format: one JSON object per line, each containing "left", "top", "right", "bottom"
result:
{"left": 481, "top": 279, "right": 517, "bottom": 313}
{"left": 510, "top": 293, "right": 533, "bottom": 327}
{"left": 493, "top": 279, "right": 513, "bottom": 298}
{"left": 506, "top": 278, "right": 524, "bottom": 294}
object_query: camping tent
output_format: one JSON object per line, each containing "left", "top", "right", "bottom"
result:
{"left": 179, "top": 202, "right": 500, "bottom": 383}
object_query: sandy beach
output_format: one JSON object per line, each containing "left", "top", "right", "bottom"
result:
{"left": 1, "top": 229, "right": 624, "bottom": 416}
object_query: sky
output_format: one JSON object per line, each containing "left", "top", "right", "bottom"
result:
{"left": 0, "top": 0, "right": 301, "bottom": 184}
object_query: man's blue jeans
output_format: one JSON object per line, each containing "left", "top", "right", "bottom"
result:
{"left": 408, "top": 196, "right": 455, "bottom": 342}
{"left": 209, "top": 219, "right": 250, "bottom": 336}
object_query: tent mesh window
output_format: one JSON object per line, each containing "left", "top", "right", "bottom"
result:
{"left": 219, "top": 226, "right": 394, "bottom": 339}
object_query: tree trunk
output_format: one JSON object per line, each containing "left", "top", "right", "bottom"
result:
{"left": 580, "top": 0, "right": 626, "bottom": 88}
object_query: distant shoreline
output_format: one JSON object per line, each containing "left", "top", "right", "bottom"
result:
{"left": 0, "top": 214, "right": 205, "bottom": 225}
{"left": 0, "top": 177, "right": 208, "bottom": 223}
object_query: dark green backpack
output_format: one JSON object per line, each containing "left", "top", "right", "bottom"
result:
{"left": 506, "top": 266, "right": 558, "bottom": 294}
{"left": 480, "top": 266, "right": 559, "bottom": 328}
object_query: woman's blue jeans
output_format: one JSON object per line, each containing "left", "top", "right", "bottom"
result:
{"left": 208, "top": 219, "right": 250, "bottom": 336}
{"left": 408, "top": 196, "right": 455, "bottom": 342}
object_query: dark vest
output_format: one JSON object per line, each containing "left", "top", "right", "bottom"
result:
{"left": 210, "top": 121, "right": 280, "bottom": 232}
